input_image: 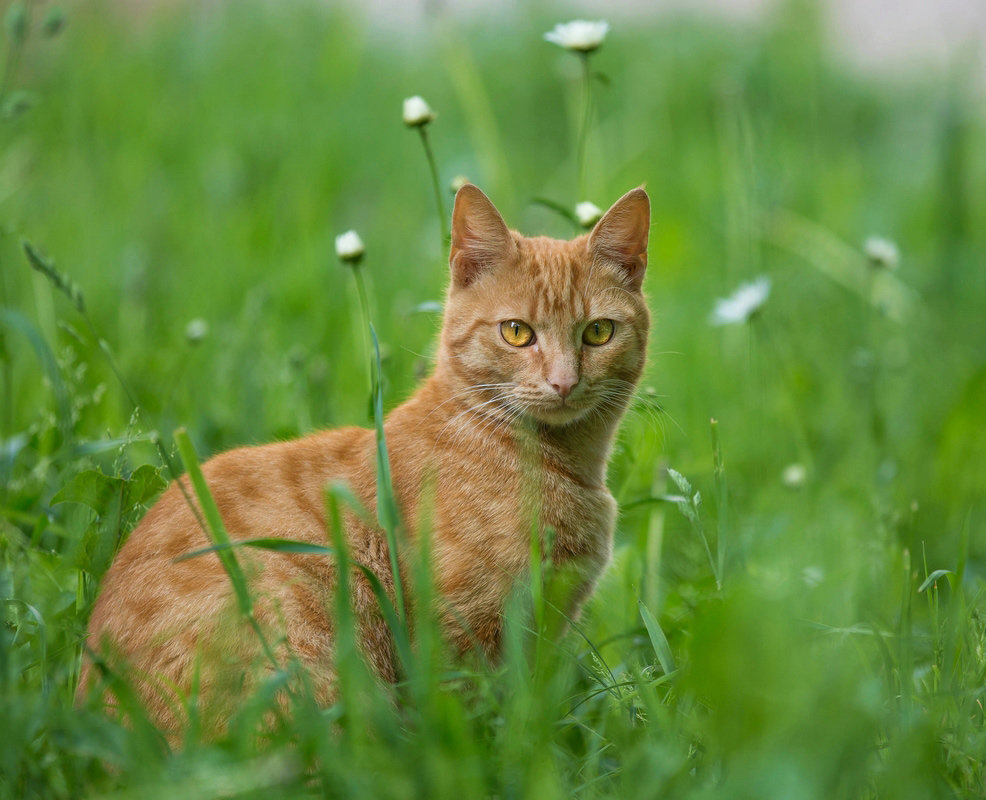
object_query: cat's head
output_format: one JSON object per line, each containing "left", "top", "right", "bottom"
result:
{"left": 440, "top": 184, "right": 650, "bottom": 428}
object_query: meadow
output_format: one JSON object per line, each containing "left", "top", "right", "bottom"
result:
{"left": 2, "top": 1, "right": 985, "bottom": 797}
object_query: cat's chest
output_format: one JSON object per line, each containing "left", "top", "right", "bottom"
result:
{"left": 430, "top": 442, "right": 616, "bottom": 568}
{"left": 535, "top": 462, "right": 617, "bottom": 562}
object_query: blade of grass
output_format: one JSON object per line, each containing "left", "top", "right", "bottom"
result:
{"left": 173, "top": 537, "right": 336, "bottom": 562}
{"left": 711, "top": 418, "right": 729, "bottom": 585}
{"left": 643, "top": 464, "right": 666, "bottom": 614}
{"left": 369, "top": 324, "right": 405, "bottom": 627}
{"left": 638, "top": 599, "right": 675, "bottom": 676}
{"left": 4, "top": 599, "right": 48, "bottom": 696}
{"left": 173, "top": 427, "right": 278, "bottom": 670}
{"left": 325, "top": 483, "right": 412, "bottom": 680}
{"left": 917, "top": 569, "right": 954, "bottom": 594}
{"left": 0, "top": 308, "right": 71, "bottom": 439}
{"left": 325, "top": 487, "right": 362, "bottom": 742}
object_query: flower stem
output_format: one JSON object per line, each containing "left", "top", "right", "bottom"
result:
{"left": 576, "top": 52, "right": 592, "bottom": 201}
{"left": 0, "top": 14, "right": 25, "bottom": 107}
{"left": 418, "top": 126, "right": 448, "bottom": 249}
{"left": 350, "top": 265, "right": 373, "bottom": 399}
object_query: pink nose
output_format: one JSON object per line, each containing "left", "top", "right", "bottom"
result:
{"left": 550, "top": 375, "right": 578, "bottom": 398}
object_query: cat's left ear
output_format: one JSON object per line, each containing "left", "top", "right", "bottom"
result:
{"left": 449, "top": 184, "right": 517, "bottom": 290}
{"left": 587, "top": 187, "right": 651, "bottom": 291}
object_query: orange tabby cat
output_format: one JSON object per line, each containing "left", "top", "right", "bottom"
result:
{"left": 79, "top": 184, "right": 651, "bottom": 730}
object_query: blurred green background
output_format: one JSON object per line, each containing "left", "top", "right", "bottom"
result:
{"left": 1, "top": 0, "right": 985, "bottom": 797}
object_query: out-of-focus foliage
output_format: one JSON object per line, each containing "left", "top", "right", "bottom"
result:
{"left": 1, "top": 1, "right": 984, "bottom": 796}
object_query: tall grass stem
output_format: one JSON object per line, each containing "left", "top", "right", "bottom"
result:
{"left": 369, "top": 325, "right": 406, "bottom": 627}
{"left": 576, "top": 52, "right": 592, "bottom": 200}
{"left": 711, "top": 418, "right": 729, "bottom": 584}
{"left": 417, "top": 127, "right": 448, "bottom": 249}
{"left": 174, "top": 427, "right": 279, "bottom": 669}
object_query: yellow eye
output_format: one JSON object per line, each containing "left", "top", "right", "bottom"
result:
{"left": 582, "top": 319, "right": 615, "bottom": 346}
{"left": 500, "top": 319, "right": 535, "bottom": 347}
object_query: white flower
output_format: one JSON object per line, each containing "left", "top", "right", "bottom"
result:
{"left": 335, "top": 230, "right": 365, "bottom": 263}
{"left": 709, "top": 276, "right": 771, "bottom": 326}
{"left": 782, "top": 463, "right": 807, "bottom": 488}
{"left": 801, "top": 565, "right": 824, "bottom": 588}
{"left": 864, "top": 236, "right": 899, "bottom": 270}
{"left": 543, "top": 20, "right": 609, "bottom": 53}
{"left": 402, "top": 95, "right": 435, "bottom": 127}
{"left": 185, "top": 318, "right": 209, "bottom": 344}
{"left": 575, "top": 201, "right": 603, "bottom": 228}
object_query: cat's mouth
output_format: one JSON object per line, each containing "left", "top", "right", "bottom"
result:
{"left": 522, "top": 396, "right": 592, "bottom": 426}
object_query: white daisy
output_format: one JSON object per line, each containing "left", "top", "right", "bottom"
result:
{"left": 543, "top": 20, "right": 609, "bottom": 53}
{"left": 402, "top": 95, "right": 435, "bottom": 127}
{"left": 335, "top": 230, "right": 365, "bottom": 263}
{"left": 709, "top": 276, "right": 771, "bottom": 325}
{"left": 184, "top": 318, "right": 209, "bottom": 344}
{"left": 864, "top": 236, "right": 899, "bottom": 270}
{"left": 782, "top": 463, "right": 807, "bottom": 488}
{"left": 575, "top": 201, "right": 603, "bottom": 228}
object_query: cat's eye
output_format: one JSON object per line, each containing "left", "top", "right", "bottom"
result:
{"left": 500, "top": 320, "right": 535, "bottom": 347}
{"left": 582, "top": 319, "right": 615, "bottom": 346}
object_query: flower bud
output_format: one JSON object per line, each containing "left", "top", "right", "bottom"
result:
{"left": 42, "top": 7, "right": 66, "bottom": 37}
{"left": 402, "top": 96, "right": 435, "bottom": 127}
{"left": 543, "top": 20, "right": 609, "bottom": 53}
{"left": 864, "top": 236, "right": 899, "bottom": 270}
{"left": 335, "top": 230, "right": 365, "bottom": 264}
{"left": 782, "top": 463, "right": 807, "bottom": 488}
{"left": 709, "top": 277, "right": 771, "bottom": 326}
{"left": 4, "top": 2, "right": 27, "bottom": 45}
{"left": 185, "top": 318, "right": 209, "bottom": 344}
{"left": 575, "top": 201, "right": 603, "bottom": 228}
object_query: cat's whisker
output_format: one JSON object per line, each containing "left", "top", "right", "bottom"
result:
{"left": 434, "top": 391, "right": 518, "bottom": 446}
{"left": 438, "top": 396, "right": 513, "bottom": 442}
{"left": 399, "top": 346, "right": 439, "bottom": 362}
{"left": 617, "top": 394, "right": 679, "bottom": 442}
{"left": 472, "top": 404, "right": 521, "bottom": 445}
{"left": 443, "top": 403, "right": 517, "bottom": 452}
{"left": 424, "top": 383, "right": 516, "bottom": 422}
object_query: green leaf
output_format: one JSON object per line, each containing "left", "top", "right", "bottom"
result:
{"left": 23, "top": 241, "right": 86, "bottom": 313}
{"left": 918, "top": 569, "right": 954, "bottom": 593}
{"left": 51, "top": 470, "right": 121, "bottom": 514}
{"left": 672, "top": 498, "right": 697, "bottom": 524}
{"left": 122, "top": 464, "right": 167, "bottom": 511}
{"left": 639, "top": 600, "right": 676, "bottom": 675}
{"left": 666, "top": 467, "right": 692, "bottom": 496}
{"left": 1, "top": 90, "right": 38, "bottom": 120}
{"left": 42, "top": 7, "right": 65, "bottom": 37}
{"left": 68, "top": 432, "right": 159, "bottom": 457}
{"left": 370, "top": 325, "right": 401, "bottom": 538}
{"left": 3, "top": 1, "right": 26, "bottom": 45}
{"left": 174, "top": 537, "right": 335, "bottom": 562}
{"left": 0, "top": 309, "right": 71, "bottom": 435}
{"left": 531, "top": 197, "right": 577, "bottom": 225}
{"left": 174, "top": 429, "right": 251, "bottom": 613}
{"left": 3, "top": 599, "right": 48, "bottom": 695}
{"left": 51, "top": 465, "right": 164, "bottom": 516}
{"left": 369, "top": 324, "right": 405, "bottom": 627}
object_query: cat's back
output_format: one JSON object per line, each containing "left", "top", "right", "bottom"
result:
{"left": 107, "top": 425, "right": 374, "bottom": 573}
{"left": 82, "top": 425, "right": 375, "bottom": 693}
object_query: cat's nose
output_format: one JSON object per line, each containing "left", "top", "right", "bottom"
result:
{"left": 549, "top": 373, "right": 578, "bottom": 399}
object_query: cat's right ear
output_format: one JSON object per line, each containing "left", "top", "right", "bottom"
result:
{"left": 449, "top": 184, "right": 516, "bottom": 289}
{"left": 588, "top": 187, "right": 651, "bottom": 292}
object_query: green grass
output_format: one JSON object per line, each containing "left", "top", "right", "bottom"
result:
{"left": 2, "top": 0, "right": 986, "bottom": 796}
